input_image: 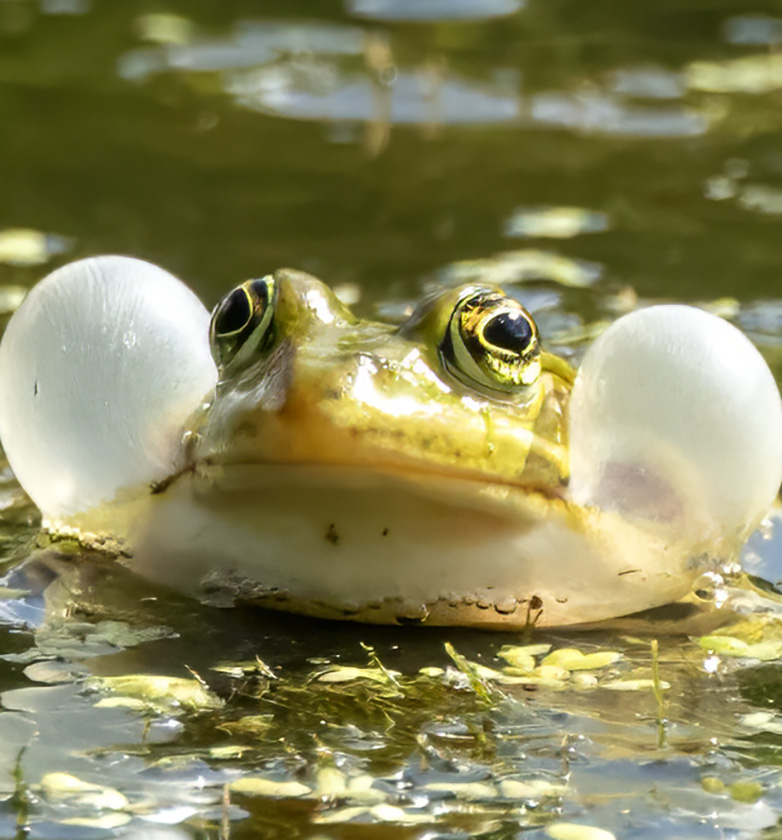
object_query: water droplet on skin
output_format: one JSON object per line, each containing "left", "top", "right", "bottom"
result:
{"left": 494, "top": 596, "right": 518, "bottom": 614}
{"left": 693, "top": 571, "right": 729, "bottom": 607}
{"left": 703, "top": 655, "right": 720, "bottom": 674}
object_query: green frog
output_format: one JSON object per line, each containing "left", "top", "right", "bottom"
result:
{"left": 0, "top": 256, "right": 780, "bottom": 627}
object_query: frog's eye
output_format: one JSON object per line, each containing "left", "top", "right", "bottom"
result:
{"left": 441, "top": 290, "right": 541, "bottom": 392}
{"left": 209, "top": 276, "right": 276, "bottom": 371}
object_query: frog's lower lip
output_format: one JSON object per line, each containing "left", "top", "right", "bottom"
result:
{"left": 197, "top": 457, "right": 568, "bottom": 504}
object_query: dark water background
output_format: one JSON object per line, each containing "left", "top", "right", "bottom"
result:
{"left": 2, "top": 1, "right": 782, "bottom": 838}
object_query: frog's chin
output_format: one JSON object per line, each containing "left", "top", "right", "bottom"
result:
{"left": 51, "top": 463, "right": 704, "bottom": 628}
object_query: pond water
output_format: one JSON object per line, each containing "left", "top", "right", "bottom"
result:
{"left": 2, "top": 1, "right": 782, "bottom": 838}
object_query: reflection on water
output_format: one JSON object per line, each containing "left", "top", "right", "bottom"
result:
{"left": 229, "top": 64, "right": 521, "bottom": 127}
{"left": 0, "top": 229, "right": 72, "bottom": 268}
{"left": 116, "top": 16, "right": 725, "bottom": 141}
{"left": 437, "top": 248, "right": 603, "bottom": 290}
{"left": 529, "top": 90, "right": 709, "bottom": 137}
{"left": 725, "top": 14, "right": 782, "bottom": 46}
{"left": 119, "top": 21, "right": 366, "bottom": 81}
{"left": 5, "top": 2, "right": 782, "bottom": 301}
{"left": 347, "top": 0, "right": 525, "bottom": 22}
{"left": 504, "top": 206, "right": 610, "bottom": 239}
{"left": 2, "top": 0, "right": 782, "bottom": 837}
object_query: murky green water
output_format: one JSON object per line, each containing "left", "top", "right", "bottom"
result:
{"left": 2, "top": 1, "right": 782, "bottom": 837}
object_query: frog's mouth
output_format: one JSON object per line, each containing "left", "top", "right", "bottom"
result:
{"left": 190, "top": 440, "right": 570, "bottom": 499}
{"left": 192, "top": 457, "right": 570, "bottom": 514}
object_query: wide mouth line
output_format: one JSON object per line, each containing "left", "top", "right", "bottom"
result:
{"left": 192, "top": 455, "right": 568, "bottom": 501}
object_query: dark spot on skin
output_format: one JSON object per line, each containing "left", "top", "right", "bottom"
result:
{"left": 150, "top": 478, "right": 170, "bottom": 495}
{"left": 33, "top": 380, "right": 38, "bottom": 396}
{"left": 325, "top": 523, "right": 339, "bottom": 545}
{"left": 382, "top": 527, "right": 389, "bottom": 536}
{"left": 149, "top": 461, "right": 197, "bottom": 495}
{"left": 523, "top": 596, "right": 544, "bottom": 629}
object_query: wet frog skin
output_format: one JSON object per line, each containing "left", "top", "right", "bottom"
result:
{"left": 0, "top": 257, "right": 780, "bottom": 627}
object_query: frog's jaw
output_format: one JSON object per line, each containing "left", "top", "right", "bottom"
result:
{"left": 0, "top": 257, "right": 217, "bottom": 519}
{"left": 113, "top": 464, "right": 698, "bottom": 628}
{"left": 569, "top": 304, "right": 782, "bottom": 552}
{"left": 51, "top": 458, "right": 698, "bottom": 628}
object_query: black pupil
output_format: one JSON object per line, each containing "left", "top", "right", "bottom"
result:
{"left": 483, "top": 310, "right": 533, "bottom": 352}
{"left": 216, "top": 288, "right": 251, "bottom": 335}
